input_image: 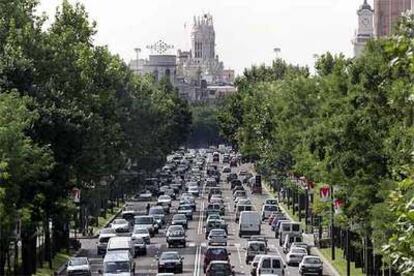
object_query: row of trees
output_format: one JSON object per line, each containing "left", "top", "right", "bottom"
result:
{"left": 218, "top": 14, "right": 414, "bottom": 274}
{"left": 0, "top": 0, "right": 191, "bottom": 275}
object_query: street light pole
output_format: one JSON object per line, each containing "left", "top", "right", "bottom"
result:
{"left": 134, "top": 47, "right": 141, "bottom": 73}
{"left": 273, "top": 47, "right": 281, "bottom": 59}
{"left": 331, "top": 184, "right": 335, "bottom": 260}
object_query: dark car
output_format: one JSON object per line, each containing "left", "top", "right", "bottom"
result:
{"left": 204, "top": 247, "right": 231, "bottom": 272}
{"left": 205, "top": 261, "right": 234, "bottom": 276}
{"left": 205, "top": 203, "right": 224, "bottom": 218}
{"left": 227, "top": 173, "right": 238, "bottom": 183}
{"left": 230, "top": 179, "right": 242, "bottom": 190}
{"left": 166, "top": 225, "right": 186, "bottom": 248}
{"left": 157, "top": 251, "right": 184, "bottom": 273}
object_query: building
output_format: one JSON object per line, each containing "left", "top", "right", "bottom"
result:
{"left": 353, "top": 0, "right": 375, "bottom": 57}
{"left": 129, "top": 13, "right": 236, "bottom": 103}
{"left": 374, "top": 0, "right": 412, "bottom": 37}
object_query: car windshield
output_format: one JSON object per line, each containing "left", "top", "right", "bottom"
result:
{"left": 113, "top": 219, "right": 127, "bottom": 224}
{"left": 135, "top": 217, "right": 153, "bottom": 224}
{"left": 168, "top": 226, "right": 183, "bottom": 232}
{"left": 159, "top": 195, "right": 171, "bottom": 200}
{"left": 208, "top": 248, "right": 227, "bottom": 256}
{"left": 292, "top": 248, "right": 307, "bottom": 254}
{"left": 264, "top": 205, "right": 278, "bottom": 211}
{"left": 149, "top": 208, "right": 164, "bottom": 215}
{"left": 292, "top": 224, "right": 300, "bottom": 231}
{"left": 210, "top": 263, "right": 230, "bottom": 271}
{"left": 174, "top": 215, "right": 186, "bottom": 220}
{"left": 161, "top": 252, "right": 179, "bottom": 260}
{"left": 179, "top": 205, "right": 192, "bottom": 210}
{"left": 134, "top": 228, "right": 148, "bottom": 234}
{"left": 210, "top": 229, "right": 225, "bottom": 236}
{"left": 249, "top": 243, "right": 266, "bottom": 251}
{"left": 305, "top": 257, "right": 322, "bottom": 264}
{"left": 69, "top": 258, "right": 87, "bottom": 266}
{"left": 104, "top": 261, "right": 130, "bottom": 273}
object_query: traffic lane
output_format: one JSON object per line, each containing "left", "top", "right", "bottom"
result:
{"left": 248, "top": 186, "right": 333, "bottom": 276}
{"left": 135, "top": 196, "right": 203, "bottom": 276}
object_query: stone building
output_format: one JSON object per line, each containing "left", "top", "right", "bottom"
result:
{"left": 353, "top": 0, "right": 375, "bottom": 57}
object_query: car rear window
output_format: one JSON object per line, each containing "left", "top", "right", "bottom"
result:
{"left": 292, "top": 224, "right": 300, "bottom": 231}
{"left": 272, "top": 259, "right": 281, "bottom": 268}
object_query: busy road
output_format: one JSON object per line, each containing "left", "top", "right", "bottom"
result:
{"left": 68, "top": 148, "right": 335, "bottom": 276}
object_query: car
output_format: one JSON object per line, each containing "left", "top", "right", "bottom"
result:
{"left": 203, "top": 247, "right": 231, "bottom": 272}
{"left": 132, "top": 226, "right": 151, "bottom": 244}
{"left": 264, "top": 198, "right": 278, "bottom": 206}
{"left": 206, "top": 178, "right": 218, "bottom": 188}
{"left": 67, "top": 257, "right": 91, "bottom": 276}
{"left": 239, "top": 169, "right": 249, "bottom": 176}
{"left": 208, "top": 228, "right": 228, "bottom": 246}
{"left": 233, "top": 196, "right": 248, "bottom": 208}
{"left": 206, "top": 203, "right": 224, "bottom": 217}
{"left": 166, "top": 225, "right": 186, "bottom": 248}
{"left": 270, "top": 213, "right": 287, "bottom": 231}
{"left": 261, "top": 204, "right": 279, "bottom": 220}
{"left": 256, "top": 255, "right": 286, "bottom": 276}
{"left": 299, "top": 256, "right": 323, "bottom": 276}
{"left": 157, "top": 195, "right": 172, "bottom": 213}
{"left": 134, "top": 215, "right": 156, "bottom": 237}
{"left": 177, "top": 204, "right": 194, "bottom": 220}
{"left": 172, "top": 214, "right": 188, "bottom": 229}
{"left": 236, "top": 198, "right": 252, "bottom": 208}
{"left": 188, "top": 186, "right": 200, "bottom": 197}
{"left": 97, "top": 228, "right": 116, "bottom": 255}
{"left": 222, "top": 167, "right": 231, "bottom": 173}
{"left": 248, "top": 236, "right": 269, "bottom": 249}
{"left": 149, "top": 206, "right": 166, "bottom": 226}
{"left": 230, "top": 179, "right": 242, "bottom": 190}
{"left": 287, "top": 247, "right": 308, "bottom": 265}
{"left": 233, "top": 190, "right": 247, "bottom": 200}
{"left": 131, "top": 236, "right": 147, "bottom": 256}
{"left": 206, "top": 213, "right": 222, "bottom": 223}
{"left": 291, "top": 242, "right": 310, "bottom": 254}
{"left": 205, "top": 260, "right": 235, "bottom": 276}
{"left": 157, "top": 251, "right": 184, "bottom": 273}
{"left": 205, "top": 219, "right": 228, "bottom": 238}
{"left": 101, "top": 251, "right": 135, "bottom": 276}
{"left": 110, "top": 219, "right": 130, "bottom": 233}
{"left": 245, "top": 241, "right": 268, "bottom": 264}
{"left": 274, "top": 220, "right": 290, "bottom": 238}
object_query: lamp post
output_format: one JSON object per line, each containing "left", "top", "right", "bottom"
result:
{"left": 134, "top": 47, "right": 141, "bottom": 73}
{"left": 330, "top": 184, "right": 335, "bottom": 260}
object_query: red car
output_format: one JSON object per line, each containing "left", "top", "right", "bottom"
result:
{"left": 205, "top": 261, "right": 235, "bottom": 276}
{"left": 203, "top": 247, "right": 231, "bottom": 272}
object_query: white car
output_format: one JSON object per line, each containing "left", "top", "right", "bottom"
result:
{"left": 188, "top": 186, "right": 200, "bottom": 197}
{"left": 111, "top": 219, "right": 130, "bottom": 233}
{"left": 208, "top": 228, "right": 227, "bottom": 246}
{"left": 286, "top": 247, "right": 308, "bottom": 265}
{"left": 261, "top": 204, "right": 279, "bottom": 220}
{"left": 158, "top": 195, "right": 172, "bottom": 212}
{"left": 67, "top": 257, "right": 91, "bottom": 276}
{"left": 132, "top": 226, "right": 151, "bottom": 244}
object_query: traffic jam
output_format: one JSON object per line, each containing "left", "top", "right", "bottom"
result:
{"left": 67, "top": 147, "right": 327, "bottom": 276}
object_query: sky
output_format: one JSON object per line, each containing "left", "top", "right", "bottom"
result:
{"left": 37, "top": 0, "right": 369, "bottom": 75}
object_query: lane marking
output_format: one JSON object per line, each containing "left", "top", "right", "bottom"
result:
{"left": 193, "top": 246, "right": 199, "bottom": 276}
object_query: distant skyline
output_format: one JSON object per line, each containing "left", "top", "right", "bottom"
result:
{"left": 38, "top": 0, "right": 371, "bottom": 75}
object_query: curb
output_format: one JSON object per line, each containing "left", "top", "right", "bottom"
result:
{"left": 263, "top": 183, "right": 341, "bottom": 276}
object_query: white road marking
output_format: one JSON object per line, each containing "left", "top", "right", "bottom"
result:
{"left": 193, "top": 246, "right": 199, "bottom": 276}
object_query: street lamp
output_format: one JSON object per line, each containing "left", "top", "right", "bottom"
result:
{"left": 134, "top": 47, "right": 141, "bottom": 73}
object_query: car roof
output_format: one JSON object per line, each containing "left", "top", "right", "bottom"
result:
{"left": 103, "top": 250, "right": 130, "bottom": 262}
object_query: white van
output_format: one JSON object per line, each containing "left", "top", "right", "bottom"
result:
{"left": 106, "top": 237, "right": 134, "bottom": 257}
{"left": 256, "top": 255, "right": 286, "bottom": 276}
{"left": 101, "top": 250, "right": 135, "bottom": 276}
{"left": 278, "top": 222, "right": 302, "bottom": 246}
{"left": 235, "top": 204, "right": 253, "bottom": 222}
{"left": 239, "top": 211, "right": 261, "bottom": 237}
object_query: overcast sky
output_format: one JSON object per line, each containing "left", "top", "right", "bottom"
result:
{"left": 38, "top": 0, "right": 369, "bottom": 75}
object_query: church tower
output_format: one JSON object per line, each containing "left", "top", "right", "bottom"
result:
{"left": 191, "top": 14, "right": 215, "bottom": 61}
{"left": 353, "top": 0, "right": 374, "bottom": 57}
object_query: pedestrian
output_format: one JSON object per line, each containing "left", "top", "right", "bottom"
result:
{"left": 146, "top": 203, "right": 150, "bottom": 214}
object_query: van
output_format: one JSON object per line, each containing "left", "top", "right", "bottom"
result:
{"left": 256, "top": 255, "right": 286, "bottom": 276}
{"left": 101, "top": 250, "right": 135, "bottom": 276}
{"left": 239, "top": 211, "right": 261, "bottom": 237}
{"left": 278, "top": 222, "right": 302, "bottom": 246}
{"left": 213, "top": 152, "right": 220, "bottom": 162}
{"left": 106, "top": 237, "right": 134, "bottom": 257}
{"left": 235, "top": 204, "right": 253, "bottom": 222}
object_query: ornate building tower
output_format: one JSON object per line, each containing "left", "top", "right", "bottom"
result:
{"left": 353, "top": 0, "right": 374, "bottom": 57}
{"left": 191, "top": 14, "right": 215, "bottom": 60}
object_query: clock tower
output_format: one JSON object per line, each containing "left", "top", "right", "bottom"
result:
{"left": 353, "top": 0, "right": 374, "bottom": 57}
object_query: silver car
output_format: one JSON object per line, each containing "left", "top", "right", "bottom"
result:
{"left": 207, "top": 228, "right": 227, "bottom": 246}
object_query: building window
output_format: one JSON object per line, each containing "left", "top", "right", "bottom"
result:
{"left": 153, "top": 70, "right": 159, "bottom": 80}
{"left": 165, "top": 69, "right": 171, "bottom": 77}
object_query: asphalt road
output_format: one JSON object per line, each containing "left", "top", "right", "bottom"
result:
{"left": 76, "top": 157, "right": 336, "bottom": 276}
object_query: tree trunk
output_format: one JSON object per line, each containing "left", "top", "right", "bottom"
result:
{"left": 44, "top": 218, "right": 52, "bottom": 269}
{"left": 21, "top": 225, "right": 36, "bottom": 276}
